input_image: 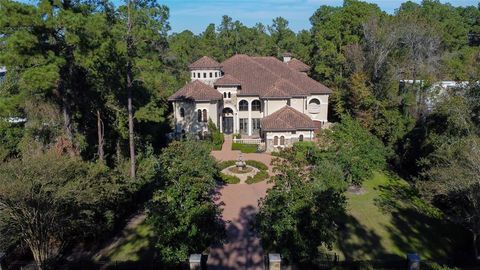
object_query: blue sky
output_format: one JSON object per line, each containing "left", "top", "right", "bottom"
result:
{"left": 162, "top": 0, "right": 478, "bottom": 34}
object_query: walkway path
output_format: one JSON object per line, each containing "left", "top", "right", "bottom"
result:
{"left": 211, "top": 135, "right": 274, "bottom": 171}
{"left": 208, "top": 135, "right": 273, "bottom": 269}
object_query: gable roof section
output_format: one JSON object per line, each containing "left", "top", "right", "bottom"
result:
{"left": 168, "top": 80, "right": 222, "bottom": 102}
{"left": 261, "top": 106, "right": 316, "bottom": 131}
{"left": 287, "top": 58, "right": 310, "bottom": 72}
{"left": 188, "top": 56, "right": 222, "bottom": 70}
{"left": 214, "top": 74, "right": 242, "bottom": 86}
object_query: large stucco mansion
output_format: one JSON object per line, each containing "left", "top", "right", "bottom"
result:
{"left": 168, "top": 53, "right": 332, "bottom": 151}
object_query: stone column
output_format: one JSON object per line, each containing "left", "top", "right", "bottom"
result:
{"left": 248, "top": 101, "right": 252, "bottom": 136}
{"left": 189, "top": 254, "right": 202, "bottom": 270}
{"left": 268, "top": 253, "right": 281, "bottom": 270}
{"left": 219, "top": 115, "right": 223, "bottom": 133}
{"left": 235, "top": 112, "right": 239, "bottom": 134}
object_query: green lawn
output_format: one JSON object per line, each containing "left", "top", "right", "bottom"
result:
{"left": 334, "top": 172, "right": 470, "bottom": 261}
{"left": 232, "top": 143, "right": 258, "bottom": 153}
{"left": 94, "top": 221, "right": 157, "bottom": 266}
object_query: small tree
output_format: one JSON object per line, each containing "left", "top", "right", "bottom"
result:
{"left": 208, "top": 118, "right": 224, "bottom": 150}
{"left": 0, "top": 152, "right": 119, "bottom": 269}
{"left": 256, "top": 147, "right": 346, "bottom": 263}
{"left": 320, "top": 115, "right": 388, "bottom": 186}
{"left": 147, "top": 140, "right": 225, "bottom": 266}
{"left": 422, "top": 137, "right": 480, "bottom": 259}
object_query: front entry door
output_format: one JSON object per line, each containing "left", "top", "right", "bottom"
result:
{"left": 223, "top": 117, "right": 233, "bottom": 134}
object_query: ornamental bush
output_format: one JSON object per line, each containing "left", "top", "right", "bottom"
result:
{"left": 246, "top": 160, "right": 268, "bottom": 171}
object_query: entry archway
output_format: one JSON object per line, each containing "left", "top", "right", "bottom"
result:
{"left": 222, "top": 107, "right": 234, "bottom": 134}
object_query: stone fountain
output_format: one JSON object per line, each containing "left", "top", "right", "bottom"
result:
{"left": 235, "top": 153, "right": 246, "bottom": 171}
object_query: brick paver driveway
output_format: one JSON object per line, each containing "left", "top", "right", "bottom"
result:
{"left": 208, "top": 136, "right": 273, "bottom": 269}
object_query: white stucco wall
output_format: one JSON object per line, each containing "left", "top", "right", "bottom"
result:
{"left": 307, "top": 94, "right": 329, "bottom": 122}
{"left": 173, "top": 100, "right": 219, "bottom": 133}
{"left": 290, "top": 97, "right": 306, "bottom": 114}
{"left": 264, "top": 130, "right": 315, "bottom": 152}
{"left": 190, "top": 69, "right": 222, "bottom": 86}
{"left": 264, "top": 99, "right": 288, "bottom": 116}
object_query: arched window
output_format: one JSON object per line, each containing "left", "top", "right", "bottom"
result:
{"left": 308, "top": 98, "right": 321, "bottom": 114}
{"left": 209, "top": 72, "right": 212, "bottom": 78}
{"left": 197, "top": 109, "right": 202, "bottom": 122}
{"left": 224, "top": 92, "right": 227, "bottom": 98}
{"left": 228, "top": 92, "right": 231, "bottom": 98}
{"left": 251, "top": 100, "right": 261, "bottom": 111}
{"left": 274, "top": 136, "right": 279, "bottom": 146}
{"left": 180, "top": 108, "right": 185, "bottom": 118}
{"left": 193, "top": 72, "right": 196, "bottom": 78}
{"left": 299, "top": 134, "right": 304, "bottom": 142}
{"left": 239, "top": 100, "right": 248, "bottom": 111}
{"left": 280, "top": 136, "right": 285, "bottom": 145}
{"left": 203, "top": 73, "right": 207, "bottom": 78}
{"left": 202, "top": 109, "right": 207, "bottom": 122}
{"left": 309, "top": 98, "right": 320, "bottom": 105}
{"left": 197, "top": 72, "right": 200, "bottom": 78}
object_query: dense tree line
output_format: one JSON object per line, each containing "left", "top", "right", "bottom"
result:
{"left": 0, "top": 0, "right": 479, "bottom": 267}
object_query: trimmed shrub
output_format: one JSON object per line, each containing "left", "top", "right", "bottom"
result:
{"left": 246, "top": 170, "right": 269, "bottom": 184}
{"left": 218, "top": 160, "right": 235, "bottom": 170}
{"left": 246, "top": 160, "right": 268, "bottom": 171}
{"left": 208, "top": 119, "right": 224, "bottom": 150}
{"left": 232, "top": 143, "right": 258, "bottom": 153}
{"left": 220, "top": 173, "right": 240, "bottom": 184}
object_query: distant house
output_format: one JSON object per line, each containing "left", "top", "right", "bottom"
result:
{"left": 0, "top": 67, "right": 6, "bottom": 82}
{"left": 399, "top": 80, "right": 472, "bottom": 112}
{"left": 168, "top": 53, "right": 332, "bottom": 152}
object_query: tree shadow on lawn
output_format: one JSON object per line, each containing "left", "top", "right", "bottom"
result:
{"left": 337, "top": 213, "right": 400, "bottom": 261}
{"left": 374, "top": 176, "right": 472, "bottom": 264}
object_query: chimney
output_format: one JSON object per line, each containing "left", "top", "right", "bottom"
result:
{"left": 282, "top": 52, "right": 292, "bottom": 63}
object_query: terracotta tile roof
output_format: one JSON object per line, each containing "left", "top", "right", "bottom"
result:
{"left": 188, "top": 56, "right": 222, "bottom": 70}
{"left": 287, "top": 58, "right": 310, "bottom": 72}
{"left": 214, "top": 74, "right": 242, "bottom": 86}
{"left": 261, "top": 106, "right": 316, "bottom": 131}
{"left": 220, "top": 55, "right": 331, "bottom": 98}
{"left": 262, "top": 79, "right": 303, "bottom": 98}
{"left": 168, "top": 80, "right": 222, "bottom": 101}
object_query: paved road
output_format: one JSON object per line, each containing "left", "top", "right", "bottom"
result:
{"left": 208, "top": 136, "right": 273, "bottom": 269}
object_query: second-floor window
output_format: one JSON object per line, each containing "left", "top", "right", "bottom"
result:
{"left": 251, "top": 100, "right": 261, "bottom": 111}
{"left": 239, "top": 100, "right": 248, "bottom": 111}
{"left": 180, "top": 108, "right": 185, "bottom": 118}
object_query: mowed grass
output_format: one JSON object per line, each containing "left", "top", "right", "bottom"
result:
{"left": 334, "top": 172, "right": 471, "bottom": 262}
{"left": 95, "top": 220, "right": 157, "bottom": 266}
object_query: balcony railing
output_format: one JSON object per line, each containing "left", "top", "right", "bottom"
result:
{"left": 233, "top": 138, "right": 263, "bottom": 144}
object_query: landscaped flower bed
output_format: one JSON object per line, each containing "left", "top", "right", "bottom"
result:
{"left": 218, "top": 160, "right": 269, "bottom": 184}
